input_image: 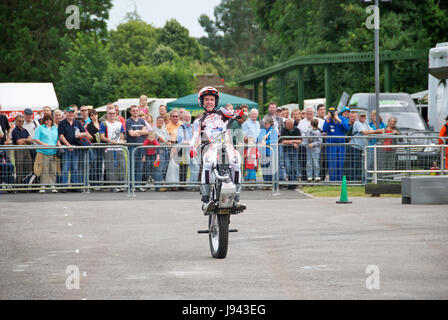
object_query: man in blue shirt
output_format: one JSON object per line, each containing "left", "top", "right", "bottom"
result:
{"left": 126, "top": 105, "right": 148, "bottom": 190}
{"left": 58, "top": 106, "right": 88, "bottom": 189}
{"left": 242, "top": 108, "right": 261, "bottom": 141}
{"left": 323, "top": 107, "right": 349, "bottom": 181}
{"left": 339, "top": 106, "right": 352, "bottom": 132}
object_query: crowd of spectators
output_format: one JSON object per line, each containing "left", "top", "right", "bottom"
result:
{"left": 2, "top": 98, "right": 446, "bottom": 194}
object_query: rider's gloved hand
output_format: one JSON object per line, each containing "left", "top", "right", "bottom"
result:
{"left": 190, "top": 147, "right": 198, "bottom": 158}
{"left": 234, "top": 110, "right": 245, "bottom": 118}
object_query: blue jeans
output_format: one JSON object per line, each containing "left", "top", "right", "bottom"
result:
{"left": 278, "top": 145, "right": 286, "bottom": 181}
{"left": 89, "top": 148, "right": 104, "bottom": 186}
{"left": 62, "top": 149, "right": 80, "bottom": 184}
{"left": 129, "top": 147, "right": 145, "bottom": 186}
{"left": 159, "top": 148, "right": 170, "bottom": 181}
{"left": 189, "top": 160, "right": 200, "bottom": 183}
{"left": 283, "top": 147, "right": 300, "bottom": 182}
{"left": 306, "top": 150, "right": 320, "bottom": 179}
{"left": 145, "top": 154, "right": 162, "bottom": 182}
{"left": 0, "top": 162, "right": 14, "bottom": 184}
{"left": 326, "top": 145, "right": 345, "bottom": 181}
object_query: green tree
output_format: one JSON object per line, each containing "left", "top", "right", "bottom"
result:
{"left": 0, "top": 0, "right": 112, "bottom": 83}
{"left": 150, "top": 44, "right": 181, "bottom": 66}
{"left": 57, "top": 33, "right": 112, "bottom": 108}
{"left": 158, "top": 19, "right": 201, "bottom": 59}
{"left": 247, "top": 0, "right": 448, "bottom": 104}
{"left": 108, "top": 62, "right": 196, "bottom": 100}
{"left": 109, "top": 20, "right": 158, "bottom": 66}
{"left": 198, "top": 0, "right": 267, "bottom": 77}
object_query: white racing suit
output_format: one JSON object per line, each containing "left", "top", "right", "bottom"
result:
{"left": 190, "top": 108, "right": 242, "bottom": 204}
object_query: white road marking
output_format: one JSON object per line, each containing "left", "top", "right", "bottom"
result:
{"left": 50, "top": 249, "right": 79, "bottom": 254}
{"left": 300, "top": 265, "right": 335, "bottom": 270}
{"left": 166, "top": 270, "right": 218, "bottom": 277}
{"left": 67, "top": 223, "right": 73, "bottom": 226}
{"left": 77, "top": 234, "right": 83, "bottom": 238}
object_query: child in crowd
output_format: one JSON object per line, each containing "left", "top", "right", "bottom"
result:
{"left": 305, "top": 118, "right": 323, "bottom": 181}
{"left": 244, "top": 137, "right": 259, "bottom": 190}
{"left": 142, "top": 131, "right": 161, "bottom": 187}
{"left": 430, "top": 161, "right": 440, "bottom": 176}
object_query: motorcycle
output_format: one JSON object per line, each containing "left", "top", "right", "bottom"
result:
{"left": 197, "top": 117, "right": 246, "bottom": 259}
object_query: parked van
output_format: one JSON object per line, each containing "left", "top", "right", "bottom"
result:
{"left": 428, "top": 42, "right": 448, "bottom": 133}
{"left": 339, "top": 92, "right": 439, "bottom": 168}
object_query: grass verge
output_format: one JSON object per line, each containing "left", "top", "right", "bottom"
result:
{"left": 301, "top": 185, "right": 401, "bottom": 197}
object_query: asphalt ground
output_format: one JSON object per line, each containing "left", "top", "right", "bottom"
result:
{"left": 1, "top": 189, "right": 447, "bottom": 300}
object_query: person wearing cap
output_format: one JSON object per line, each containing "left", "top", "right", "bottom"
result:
{"left": 338, "top": 106, "right": 352, "bottom": 133}
{"left": 23, "top": 108, "right": 40, "bottom": 162}
{"left": 23, "top": 108, "right": 40, "bottom": 134}
{"left": 350, "top": 110, "right": 384, "bottom": 182}
{"left": 323, "top": 107, "right": 348, "bottom": 181}
{"left": 58, "top": 106, "right": 88, "bottom": 190}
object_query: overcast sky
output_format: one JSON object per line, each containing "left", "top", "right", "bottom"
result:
{"left": 107, "top": 0, "right": 221, "bottom": 38}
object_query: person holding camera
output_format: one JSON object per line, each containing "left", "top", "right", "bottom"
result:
{"left": 323, "top": 107, "right": 349, "bottom": 181}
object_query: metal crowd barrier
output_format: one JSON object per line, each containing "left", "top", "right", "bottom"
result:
{"left": 365, "top": 142, "right": 447, "bottom": 184}
{"left": 0, "top": 135, "right": 446, "bottom": 194}
{"left": 0, "top": 145, "right": 131, "bottom": 194}
{"left": 273, "top": 135, "right": 446, "bottom": 187}
{"left": 128, "top": 144, "right": 276, "bottom": 196}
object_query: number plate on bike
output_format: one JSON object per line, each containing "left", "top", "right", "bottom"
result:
{"left": 219, "top": 182, "right": 236, "bottom": 209}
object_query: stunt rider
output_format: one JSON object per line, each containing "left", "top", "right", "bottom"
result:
{"left": 190, "top": 87, "right": 246, "bottom": 214}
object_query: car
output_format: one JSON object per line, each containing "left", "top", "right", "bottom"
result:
{"left": 339, "top": 92, "right": 440, "bottom": 170}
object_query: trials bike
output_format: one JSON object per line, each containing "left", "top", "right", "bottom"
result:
{"left": 197, "top": 118, "right": 246, "bottom": 259}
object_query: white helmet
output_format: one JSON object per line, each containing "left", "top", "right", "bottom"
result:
{"left": 198, "top": 86, "right": 220, "bottom": 110}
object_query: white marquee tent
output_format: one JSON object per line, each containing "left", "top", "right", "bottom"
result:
{"left": 0, "top": 83, "right": 59, "bottom": 117}
{"left": 96, "top": 98, "right": 176, "bottom": 119}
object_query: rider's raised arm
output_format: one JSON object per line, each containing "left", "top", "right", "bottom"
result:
{"left": 218, "top": 107, "right": 244, "bottom": 120}
{"left": 218, "top": 107, "right": 234, "bottom": 119}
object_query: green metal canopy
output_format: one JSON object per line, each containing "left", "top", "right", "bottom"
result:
{"left": 167, "top": 92, "right": 258, "bottom": 117}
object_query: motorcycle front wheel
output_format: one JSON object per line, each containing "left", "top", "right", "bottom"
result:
{"left": 208, "top": 213, "right": 229, "bottom": 259}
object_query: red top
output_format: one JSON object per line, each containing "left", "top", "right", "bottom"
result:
{"left": 244, "top": 147, "right": 259, "bottom": 170}
{"left": 118, "top": 116, "right": 126, "bottom": 131}
{"left": 439, "top": 123, "right": 447, "bottom": 145}
{"left": 383, "top": 128, "right": 394, "bottom": 151}
{"left": 143, "top": 138, "right": 160, "bottom": 155}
